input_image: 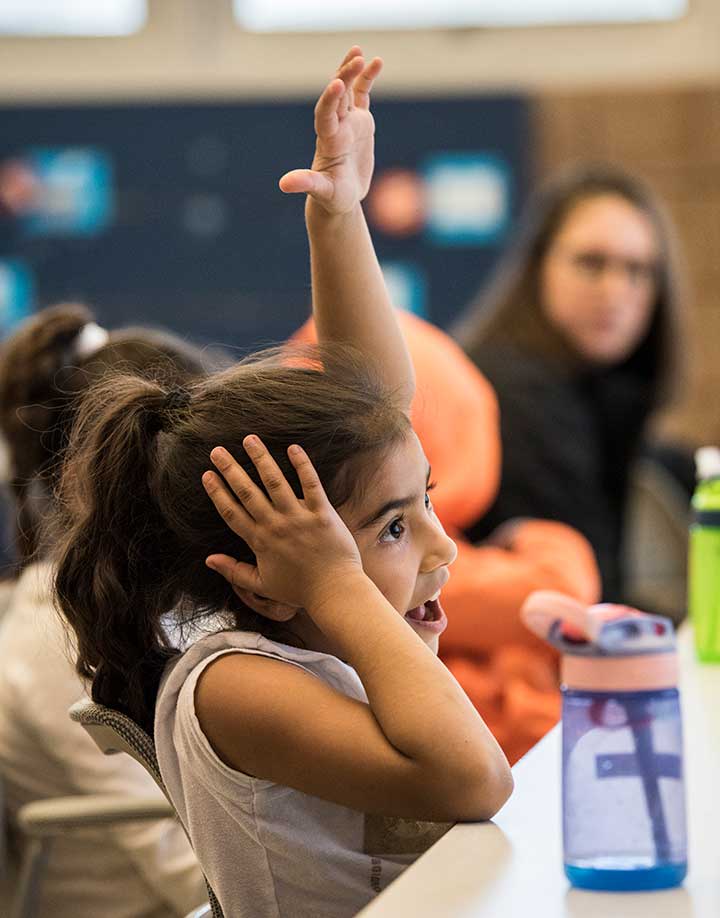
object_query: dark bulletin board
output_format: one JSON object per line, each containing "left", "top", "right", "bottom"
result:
{"left": 0, "top": 94, "right": 529, "bottom": 349}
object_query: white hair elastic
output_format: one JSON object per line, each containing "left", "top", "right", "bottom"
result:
{"left": 73, "top": 322, "right": 110, "bottom": 359}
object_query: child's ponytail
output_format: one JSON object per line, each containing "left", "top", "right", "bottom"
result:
{"left": 0, "top": 302, "right": 96, "bottom": 562}
{"left": 54, "top": 374, "right": 189, "bottom": 732}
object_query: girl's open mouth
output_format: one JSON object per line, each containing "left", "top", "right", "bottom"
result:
{"left": 404, "top": 597, "right": 448, "bottom": 635}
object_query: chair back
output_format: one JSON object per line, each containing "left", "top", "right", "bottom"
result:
{"left": 69, "top": 701, "right": 168, "bottom": 797}
{"left": 624, "top": 456, "right": 689, "bottom": 625}
{"left": 70, "top": 700, "right": 224, "bottom": 918}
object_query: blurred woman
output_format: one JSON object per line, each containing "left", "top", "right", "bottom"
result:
{"left": 456, "top": 163, "right": 690, "bottom": 604}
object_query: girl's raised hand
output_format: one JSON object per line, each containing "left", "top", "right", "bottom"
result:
{"left": 278, "top": 46, "right": 382, "bottom": 216}
{"left": 202, "top": 436, "right": 363, "bottom": 614}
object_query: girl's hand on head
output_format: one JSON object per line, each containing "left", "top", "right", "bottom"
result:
{"left": 202, "top": 437, "right": 363, "bottom": 615}
{"left": 278, "top": 46, "right": 382, "bottom": 216}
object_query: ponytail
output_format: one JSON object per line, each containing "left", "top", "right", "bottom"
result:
{"left": 54, "top": 375, "right": 188, "bottom": 732}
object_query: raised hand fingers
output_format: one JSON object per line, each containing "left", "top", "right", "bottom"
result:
{"left": 335, "top": 55, "right": 365, "bottom": 119}
{"left": 287, "top": 444, "right": 330, "bottom": 511}
{"left": 354, "top": 57, "right": 382, "bottom": 111}
{"left": 338, "top": 46, "right": 362, "bottom": 67}
{"left": 313, "top": 50, "right": 375, "bottom": 138}
{"left": 314, "top": 77, "right": 345, "bottom": 139}
{"left": 336, "top": 45, "right": 363, "bottom": 72}
{"left": 313, "top": 60, "right": 361, "bottom": 138}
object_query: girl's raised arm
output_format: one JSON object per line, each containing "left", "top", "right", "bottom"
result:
{"left": 279, "top": 48, "right": 415, "bottom": 413}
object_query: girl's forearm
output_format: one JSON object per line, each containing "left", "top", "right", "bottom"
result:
{"left": 306, "top": 199, "right": 415, "bottom": 412}
{"left": 308, "top": 572, "right": 512, "bottom": 814}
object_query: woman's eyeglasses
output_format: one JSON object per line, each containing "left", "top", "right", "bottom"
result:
{"left": 555, "top": 248, "right": 658, "bottom": 287}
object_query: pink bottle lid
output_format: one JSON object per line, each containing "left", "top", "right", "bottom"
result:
{"left": 521, "top": 591, "right": 678, "bottom": 692}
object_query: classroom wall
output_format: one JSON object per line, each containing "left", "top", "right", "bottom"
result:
{"left": 1, "top": 94, "right": 529, "bottom": 347}
{"left": 1, "top": 0, "right": 719, "bottom": 102}
{"left": 3, "top": 0, "right": 720, "bottom": 445}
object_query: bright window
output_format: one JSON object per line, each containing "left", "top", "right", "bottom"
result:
{"left": 0, "top": 0, "right": 146, "bottom": 36}
{"left": 235, "top": 0, "right": 687, "bottom": 31}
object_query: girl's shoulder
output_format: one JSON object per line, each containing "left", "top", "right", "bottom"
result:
{"left": 154, "top": 629, "right": 369, "bottom": 801}
{"left": 158, "top": 629, "right": 367, "bottom": 711}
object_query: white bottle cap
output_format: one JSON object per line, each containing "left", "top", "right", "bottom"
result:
{"left": 694, "top": 446, "right": 720, "bottom": 480}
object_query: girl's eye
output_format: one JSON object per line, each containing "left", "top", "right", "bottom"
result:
{"left": 425, "top": 481, "right": 437, "bottom": 512}
{"left": 379, "top": 517, "right": 406, "bottom": 543}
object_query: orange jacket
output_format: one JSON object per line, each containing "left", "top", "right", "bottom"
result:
{"left": 293, "top": 311, "right": 600, "bottom": 762}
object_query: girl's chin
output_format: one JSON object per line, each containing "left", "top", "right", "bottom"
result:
{"left": 425, "top": 634, "right": 441, "bottom": 655}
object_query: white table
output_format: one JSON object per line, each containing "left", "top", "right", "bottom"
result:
{"left": 358, "top": 629, "right": 720, "bottom": 917}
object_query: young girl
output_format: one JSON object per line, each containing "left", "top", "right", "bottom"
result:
{"left": 54, "top": 49, "right": 513, "bottom": 917}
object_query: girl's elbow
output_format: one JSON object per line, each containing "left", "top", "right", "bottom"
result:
{"left": 407, "top": 758, "right": 513, "bottom": 822}
{"left": 453, "top": 759, "right": 514, "bottom": 822}
{"left": 478, "top": 763, "right": 514, "bottom": 819}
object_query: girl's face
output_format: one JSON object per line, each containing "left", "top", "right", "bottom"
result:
{"left": 343, "top": 432, "right": 458, "bottom": 654}
{"left": 539, "top": 193, "right": 660, "bottom": 366}
{"left": 290, "top": 432, "right": 457, "bottom": 656}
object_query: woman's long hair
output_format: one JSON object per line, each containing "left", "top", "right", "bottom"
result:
{"left": 52, "top": 346, "right": 411, "bottom": 732}
{"left": 454, "top": 163, "right": 686, "bottom": 408}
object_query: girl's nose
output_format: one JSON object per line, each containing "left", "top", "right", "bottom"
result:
{"left": 421, "top": 521, "right": 458, "bottom": 573}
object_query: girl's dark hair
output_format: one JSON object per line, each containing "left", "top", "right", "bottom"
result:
{"left": 52, "top": 347, "right": 411, "bottom": 732}
{"left": 454, "top": 163, "right": 686, "bottom": 407}
{"left": 0, "top": 302, "right": 220, "bottom": 566}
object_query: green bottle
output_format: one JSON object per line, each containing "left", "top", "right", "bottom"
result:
{"left": 689, "top": 446, "right": 720, "bottom": 662}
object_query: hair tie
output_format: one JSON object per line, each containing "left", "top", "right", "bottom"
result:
{"left": 164, "top": 386, "right": 191, "bottom": 413}
{"left": 73, "top": 322, "right": 110, "bottom": 359}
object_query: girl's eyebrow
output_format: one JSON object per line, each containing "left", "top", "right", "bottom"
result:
{"left": 356, "top": 465, "right": 432, "bottom": 531}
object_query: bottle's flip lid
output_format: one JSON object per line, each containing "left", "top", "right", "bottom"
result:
{"left": 520, "top": 590, "right": 677, "bottom": 692}
{"left": 522, "top": 591, "right": 675, "bottom": 656}
{"left": 521, "top": 591, "right": 678, "bottom": 691}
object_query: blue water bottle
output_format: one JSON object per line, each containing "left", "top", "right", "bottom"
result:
{"left": 522, "top": 591, "right": 687, "bottom": 891}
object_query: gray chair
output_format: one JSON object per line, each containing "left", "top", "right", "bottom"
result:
{"left": 69, "top": 700, "right": 224, "bottom": 918}
{"left": 1, "top": 771, "right": 179, "bottom": 918}
{"left": 623, "top": 456, "right": 690, "bottom": 626}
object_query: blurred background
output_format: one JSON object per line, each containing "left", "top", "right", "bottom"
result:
{"left": 1, "top": 0, "right": 718, "bottom": 446}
